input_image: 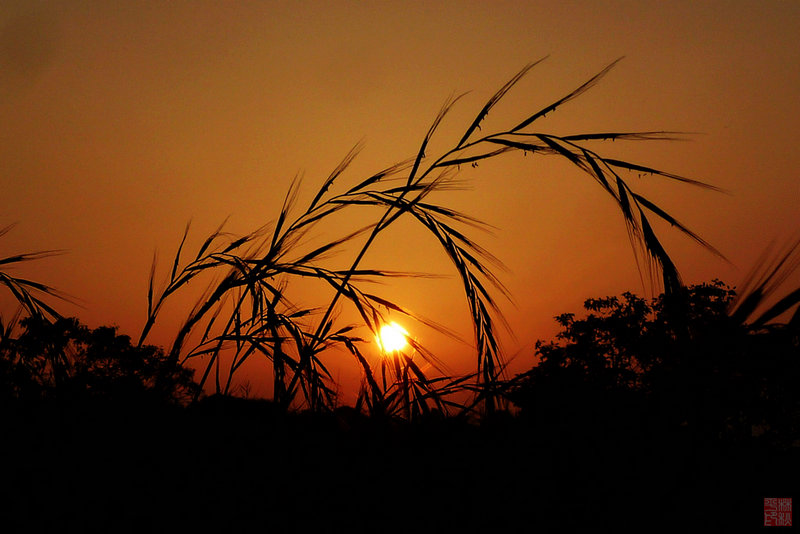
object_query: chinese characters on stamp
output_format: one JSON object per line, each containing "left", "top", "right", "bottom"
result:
{"left": 764, "top": 498, "right": 792, "bottom": 527}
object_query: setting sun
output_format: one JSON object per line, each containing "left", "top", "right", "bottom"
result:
{"left": 376, "top": 322, "right": 409, "bottom": 353}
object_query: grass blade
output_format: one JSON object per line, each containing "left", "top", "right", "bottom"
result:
{"left": 456, "top": 57, "right": 547, "bottom": 148}
{"left": 513, "top": 57, "right": 624, "bottom": 132}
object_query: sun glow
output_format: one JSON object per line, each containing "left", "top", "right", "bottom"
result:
{"left": 376, "top": 322, "right": 409, "bottom": 353}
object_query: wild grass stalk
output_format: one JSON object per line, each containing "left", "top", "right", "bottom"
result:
{"left": 0, "top": 223, "right": 68, "bottom": 324}
{"left": 140, "top": 58, "right": 722, "bottom": 415}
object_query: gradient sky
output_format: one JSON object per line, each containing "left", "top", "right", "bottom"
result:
{"left": 2, "top": 1, "right": 799, "bottom": 400}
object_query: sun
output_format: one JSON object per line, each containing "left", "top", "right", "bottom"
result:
{"left": 376, "top": 322, "right": 409, "bottom": 353}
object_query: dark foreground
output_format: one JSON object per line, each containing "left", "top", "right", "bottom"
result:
{"left": 2, "top": 398, "right": 796, "bottom": 533}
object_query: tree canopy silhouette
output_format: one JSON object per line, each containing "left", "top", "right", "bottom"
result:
{"left": 511, "top": 280, "right": 800, "bottom": 446}
{"left": 1, "top": 316, "right": 198, "bottom": 407}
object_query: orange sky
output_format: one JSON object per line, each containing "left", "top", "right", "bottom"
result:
{"left": 2, "top": 1, "right": 799, "bottom": 401}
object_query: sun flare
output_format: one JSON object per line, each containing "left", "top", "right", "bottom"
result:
{"left": 376, "top": 322, "right": 409, "bottom": 353}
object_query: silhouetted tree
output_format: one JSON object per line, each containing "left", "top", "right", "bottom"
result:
{"left": 1, "top": 316, "right": 198, "bottom": 406}
{"left": 511, "top": 280, "right": 800, "bottom": 446}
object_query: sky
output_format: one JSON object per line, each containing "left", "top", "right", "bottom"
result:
{"left": 2, "top": 0, "right": 799, "bottom": 401}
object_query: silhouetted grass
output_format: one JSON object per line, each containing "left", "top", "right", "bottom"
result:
{"left": 0, "top": 223, "right": 68, "bottom": 323}
{"left": 137, "top": 59, "right": 722, "bottom": 415}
